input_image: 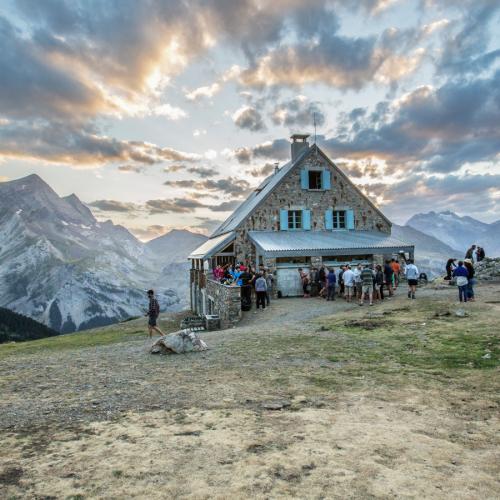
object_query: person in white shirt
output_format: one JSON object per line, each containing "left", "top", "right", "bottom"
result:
{"left": 405, "top": 259, "right": 419, "bottom": 299}
{"left": 353, "top": 264, "right": 362, "bottom": 300}
{"left": 342, "top": 266, "right": 355, "bottom": 302}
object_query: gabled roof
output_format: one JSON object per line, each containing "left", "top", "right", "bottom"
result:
{"left": 210, "top": 146, "right": 310, "bottom": 238}
{"left": 313, "top": 146, "right": 392, "bottom": 228}
{"left": 188, "top": 231, "right": 235, "bottom": 260}
{"left": 211, "top": 144, "right": 391, "bottom": 238}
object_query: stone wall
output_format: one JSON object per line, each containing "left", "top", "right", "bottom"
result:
{"left": 233, "top": 149, "right": 391, "bottom": 262}
{"left": 206, "top": 279, "right": 242, "bottom": 329}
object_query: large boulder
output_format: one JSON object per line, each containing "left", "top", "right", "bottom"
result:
{"left": 150, "top": 330, "right": 208, "bottom": 354}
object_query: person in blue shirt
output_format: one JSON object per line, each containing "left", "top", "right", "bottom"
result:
{"left": 326, "top": 268, "right": 336, "bottom": 301}
{"left": 452, "top": 261, "right": 469, "bottom": 303}
{"left": 230, "top": 265, "right": 243, "bottom": 286}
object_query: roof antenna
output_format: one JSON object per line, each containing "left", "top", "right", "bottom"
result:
{"left": 313, "top": 112, "right": 317, "bottom": 145}
{"left": 313, "top": 112, "right": 318, "bottom": 160}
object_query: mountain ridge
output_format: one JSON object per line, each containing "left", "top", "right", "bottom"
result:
{"left": 406, "top": 210, "right": 500, "bottom": 256}
{"left": 0, "top": 175, "right": 182, "bottom": 333}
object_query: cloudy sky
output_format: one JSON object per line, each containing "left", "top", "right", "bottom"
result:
{"left": 1, "top": 0, "right": 499, "bottom": 240}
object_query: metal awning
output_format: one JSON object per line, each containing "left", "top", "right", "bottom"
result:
{"left": 188, "top": 231, "right": 235, "bottom": 260}
{"left": 248, "top": 230, "right": 414, "bottom": 258}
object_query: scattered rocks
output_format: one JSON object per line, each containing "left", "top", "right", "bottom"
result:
{"left": 475, "top": 258, "right": 500, "bottom": 281}
{"left": 262, "top": 400, "right": 291, "bottom": 411}
{"left": 434, "top": 311, "right": 451, "bottom": 317}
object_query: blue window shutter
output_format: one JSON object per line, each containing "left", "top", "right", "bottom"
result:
{"left": 325, "top": 209, "right": 333, "bottom": 230}
{"left": 280, "top": 209, "right": 288, "bottom": 231}
{"left": 346, "top": 209, "right": 355, "bottom": 230}
{"left": 300, "top": 169, "right": 308, "bottom": 189}
{"left": 322, "top": 170, "right": 331, "bottom": 190}
{"left": 303, "top": 209, "right": 311, "bottom": 230}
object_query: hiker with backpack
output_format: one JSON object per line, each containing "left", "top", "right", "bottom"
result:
{"left": 145, "top": 289, "right": 164, "bottom": 338}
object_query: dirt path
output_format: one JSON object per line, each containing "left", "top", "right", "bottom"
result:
{"left": 1, "top": 283, "right": 499, "bottom": 498}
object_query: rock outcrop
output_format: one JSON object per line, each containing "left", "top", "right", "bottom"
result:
{"left": 474, "top": 258, "right": 500, "bottom": 281}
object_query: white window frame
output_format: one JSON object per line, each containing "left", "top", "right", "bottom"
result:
{"left": 332, "top": 210, "right": 346, "bottom": 229}
{"left": 288, "top": 210, "right": 302, "bottom": 230}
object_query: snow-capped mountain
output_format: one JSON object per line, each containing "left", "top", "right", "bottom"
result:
{"left": 147, "top": 229, "right": 208, "bottom": 306}
{"left": 406, "top": 211, "right": 500, "bottom": 257}
{"left": 0, "top": 175, "right": 180, "bottom": 332}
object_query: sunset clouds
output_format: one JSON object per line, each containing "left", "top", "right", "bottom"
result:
{"left": 0, "top": 0, "right": 499, "bottom": 229}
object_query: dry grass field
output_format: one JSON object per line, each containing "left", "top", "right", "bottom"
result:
{"left": 1, "top": 283, "right": 499, "bottom": 499}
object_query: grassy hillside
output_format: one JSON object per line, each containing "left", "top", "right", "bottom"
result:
{"left": 0, "top": 307, "right": 59, "bottom": 344}
{"left": 1, "top": 285, "right": 499, "bottom": 499}
{"left": 0, "top": 310, "right": 187, "bottom": 358}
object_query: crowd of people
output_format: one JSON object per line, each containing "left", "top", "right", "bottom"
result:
{"left": 297, "top": 258, "right": 419, "bottom": 305}
{"left": 212, "top": 263, "right": 274, "bottom": 311}
{"left": 210, "top": 258, "right": 423, "bottom": 311}
{"left": 444, "top": 243, "right": 484, "bottom": 303}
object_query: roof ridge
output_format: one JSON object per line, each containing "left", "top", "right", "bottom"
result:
{"left": 210, "top": 147, "right": 310, "bottom": 238}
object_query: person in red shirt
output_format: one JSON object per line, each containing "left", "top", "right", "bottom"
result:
{"left": 391, "top": 258, "right": 401, "bottom": 289}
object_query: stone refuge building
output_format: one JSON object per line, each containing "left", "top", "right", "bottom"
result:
{"left": 189, "top": 134, "right": 414, "bottom": 328}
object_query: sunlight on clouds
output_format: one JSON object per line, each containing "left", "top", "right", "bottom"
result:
{"left": 375, "top": 48, "right": 426, "bottom": 83}
{"left": 204, "top": 149, "right": 217, "bottom": 160}
{"left": 154, "top": 104, "right": 188, "bottom": 120}
{"left": 185, "top": 82, "right": 221, "bottom": 101}
{"left": 421, "top": 19, "right": 450, "bottom": 36}
{"left": 371, "top": 0, "right": 399, "bottom": 15}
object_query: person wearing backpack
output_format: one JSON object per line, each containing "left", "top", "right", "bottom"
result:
{"left": 145, "top": 289, "right": 164, "bottom": 338}
{"left": 452, "top": 261, "right": 469, "bottom": 303}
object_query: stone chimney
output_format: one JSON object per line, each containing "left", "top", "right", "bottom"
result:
{"left": 290, "top": 134, "right": 310, "bottom": 161}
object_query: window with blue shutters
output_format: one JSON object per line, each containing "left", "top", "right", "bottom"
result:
{"left": 281, "top": 209, "right": 310, "bottom": 230}
{"left": 301, "top": 169, "right": 332, "bottom": 190}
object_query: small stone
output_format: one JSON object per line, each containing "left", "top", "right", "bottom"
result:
{"left": 262, "top": 403, "right": 284, "bottom": 410}
{"left": 262, "top": 400, "right": 291, "bottom": 410}
{"left": 454, "top": 309, "right": 468, "bottom": 317}
{"left": 482, "top": 353, "right": 491, "bottom": 359}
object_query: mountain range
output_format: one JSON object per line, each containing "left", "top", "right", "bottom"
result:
{"left": 0, "top": 175, "right": 207, "bottom": 333}
{"left": 406, "top": 211, "right": 500, "bottom": 257}
{"left": 0, "top": 174, "right": 497, "bottom": 332}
